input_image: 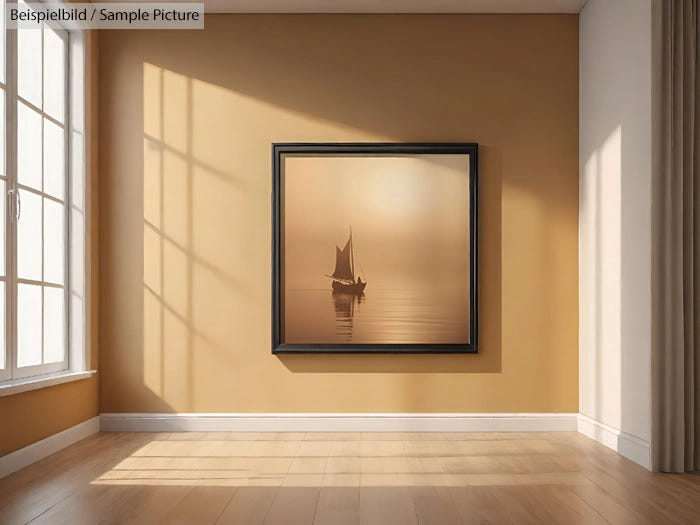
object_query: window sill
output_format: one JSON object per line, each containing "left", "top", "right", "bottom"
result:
{"left": 0, "top": 370, "right": 97, "bottom": 397}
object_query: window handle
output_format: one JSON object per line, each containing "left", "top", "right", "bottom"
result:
{"left": 7, "top": 189, "right": 15, "bottom": 222}
{"left": 16, "top": 189, "right": 21, "bottom": 222}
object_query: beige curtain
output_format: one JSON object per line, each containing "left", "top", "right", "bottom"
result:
{"left": 652, "top": 0, "right": 700, "bottom": 473}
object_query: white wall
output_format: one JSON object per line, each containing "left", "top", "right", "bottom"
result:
{"left": 579, "top": 0, "right": 652, "bottom": 469}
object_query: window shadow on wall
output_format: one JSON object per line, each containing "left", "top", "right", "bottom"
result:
{"left": 140, "top": 64, "right": 266, "bottom": 411}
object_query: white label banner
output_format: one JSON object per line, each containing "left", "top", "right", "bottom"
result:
{"left": 7, "top": 3, "right": 205, "bottom": 29}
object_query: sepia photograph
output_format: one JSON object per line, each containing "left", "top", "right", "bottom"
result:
{"left": 272, "top": 143, "right": 478, "bottom": 353}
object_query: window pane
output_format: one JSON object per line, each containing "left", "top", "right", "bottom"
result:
{"left": 43, "top": 27, "right": 64, "bottom": 122}
{"left": 18, "top": 23, "right": 41, "bottom": 108}
{"left": 17, "top": 283, "right": 41, "bottom": 367}
{"left": 0, "top": 180, "right": 4, "bottom": 276}
{"left": 44, "top": 198, "right": 64, "bottom": 284}
{"left": 0, "top": 0, "right": 5, "bottom": 83}
{"left": 43, "top": 287, "right": 64, "bottom": 363}
{"left": 17, "top": 102, "right": 41, "bottom": 190}
{"left": 0, "top": 88, "right": 5, "bottom": 176}
{"left": 17, "top": 189, "right": 42, "bottom": 281}
{"left": 0, "top": 282, "right": 4, "bottom": 370}
{"left": 43, "top": 119, "right": 64, "bottom": 199}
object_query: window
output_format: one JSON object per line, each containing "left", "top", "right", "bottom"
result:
{"left": 0, "top": 0, "right": 88, "bottom": 383}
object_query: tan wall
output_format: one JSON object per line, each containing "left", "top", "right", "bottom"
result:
{"left": 99, "top": 14, "right": 579, "bottom": 414}
{"left": 0, "top": 378, "right": 98, "bottom": 456}
{"left": 0, "top": 33, "right": 100, "bottom": 456}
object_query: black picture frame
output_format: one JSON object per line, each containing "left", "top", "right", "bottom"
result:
{"left": 272, "top": 142, "right": 478, "bottom": 354}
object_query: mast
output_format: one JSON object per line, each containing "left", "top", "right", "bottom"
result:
{"left": 349, "top": 226, "right": 354, "bottom": 280}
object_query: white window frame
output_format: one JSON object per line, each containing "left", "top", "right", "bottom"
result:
{"left": 0, "top": 0, "right": 91, "bottom": 387}
{"left": 0, "top": 3, "right": 8, "bottom": 382}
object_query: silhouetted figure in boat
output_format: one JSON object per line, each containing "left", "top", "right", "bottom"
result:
{"left": 325, "top": 227, "right": 367, "bottom": 295}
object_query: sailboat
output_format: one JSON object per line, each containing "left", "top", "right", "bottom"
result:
{"left": 326, "top": 228, "right": 367, "bottom": 294}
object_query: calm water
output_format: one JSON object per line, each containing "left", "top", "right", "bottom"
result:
{"left": 283, "top": 288, "right": 469, "bottom": 344}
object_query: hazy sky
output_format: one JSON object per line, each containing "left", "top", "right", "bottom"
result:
{"left": 282, "top": 154, "right": 471, "bottom": 293}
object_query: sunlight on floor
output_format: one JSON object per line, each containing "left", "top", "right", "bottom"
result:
{"left": 91, "top": 432, "right": 593, "bottom": 488}
{"left": 7, "top": 431, "right": 686, "bottom": 525}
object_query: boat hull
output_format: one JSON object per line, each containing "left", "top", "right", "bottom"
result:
{"left": 331, "top": 281, "right": 366, "bottom": 294}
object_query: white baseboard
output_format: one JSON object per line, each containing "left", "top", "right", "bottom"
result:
{"left": 99, "top": 412, "right": 578, "bottom": 433}
{"left": 577, "top": 413, "right": 651, "bottom": 470}
{"left": 0, "top": 416, "right": 100, "bottom": 478}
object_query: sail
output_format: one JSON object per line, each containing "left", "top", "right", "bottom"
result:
{"left": 332, "top": 237, "right": 354, "bottom": 281}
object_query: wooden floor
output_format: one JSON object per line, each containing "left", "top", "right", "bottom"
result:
{"left": 0, "top": 431, "right": 699, "bottom": 524}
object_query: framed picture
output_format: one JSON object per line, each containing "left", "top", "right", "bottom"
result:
{"left": 272, "top": 143, "right": 478, "bottom": 354}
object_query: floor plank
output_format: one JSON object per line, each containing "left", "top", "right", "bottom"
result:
{"left": 159, "top": 486, "right": 236, "bottom": 524}
{"left": 449, "top": 486, "right": 517, "bottom": 524}
{"left": 216, "top": 486, "right": 279, "bottom": 525}
{"left": 313, "top": 474, "right": 360, "bottom": 525}
{"left": 359, "top": 486, "right": 417, "bottom": 525}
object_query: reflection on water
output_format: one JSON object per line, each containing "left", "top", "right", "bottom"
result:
{"left": 332, "top": 292, "right": 363, "bottom": 341}
{"left": 284, "top": 288, "right": 469, "bottom": 344}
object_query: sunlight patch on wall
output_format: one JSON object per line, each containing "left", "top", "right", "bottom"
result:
{"left": 143, "top": 138, "right": 162, "bottom": 229}
{"left": 579, "top": 125, "right": 623, "bottom": 429}
{"left": 143, "top": 287, "right": 162, "bottom": 395}
{"left": 162, "top": 151, "right": 189, "bottom": 246}
{"left": 141, "top": 62, "right": 261, "bottom": 410}
{"left": 162, "top": 239, "right": 188, "bottom": 319}
{"left": 162, "top": 70, "right": 188, "bottom": 152}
